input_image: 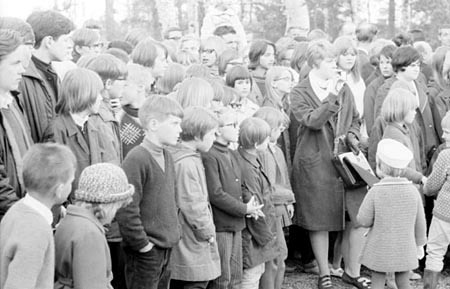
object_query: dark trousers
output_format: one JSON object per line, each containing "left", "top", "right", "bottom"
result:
{"left": 124, "top": 246, "right": 171, "bottom": 289}
{"left": 288, "top": 225, "right": 314, "bottom": 264}
{"left": 170, "top": 280, "right": 209, "bottom": 289}
{"left": 109, "top": 242, "right": 127, "bottom": 289}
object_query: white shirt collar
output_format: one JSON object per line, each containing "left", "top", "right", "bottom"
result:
{"left": 23, "top": 194, "right": 53, "bottom": 225}
{"left": 0, "top": 93, "right": 14, "bottom": 109}
{"left": 70, "top": 112, "right": 89, "bottom": 128}
{"left": 309, "top": 70, "right": 332, "bottom": 102}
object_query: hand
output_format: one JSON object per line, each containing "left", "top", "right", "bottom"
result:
{"left": 109, "top": 98, "right": 122, "bottom": 112}
{"left": 207, "top": 236, "right": 215, "bottom": 244}
{"left": 246, "top": 208, "right": 265, "bottom": 220}
{"left": 346, "top": 132, "right": 360, "bottom": 154}
{"left": 59, "top": 205, "right": 67, "bottom": 219}
{"left": 421, "top": 176, "right": 428, "bottom": 187}
{"left": 139, "top": 242, "right": 154, "bottom": 253}
{"left": 246, "top": 196, "right": 264, "bottom": 215}
{"left": 287, "top": 204, "right": 294, "bottom": 219}
{"left": 417, "top": 246, "right": 425, "bottom": 260}
{"left": 330, "top": 74, "right": 345, "bottom": 95}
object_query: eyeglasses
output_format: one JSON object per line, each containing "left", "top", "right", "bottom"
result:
{"left": 223, "top": 122, "right": 239, "bottom": 128}
{"left": 229, "top": 103, "right": 242, "bottom": 109}
{"left": 201, "top": 48, "right": 215, "bottom": 54}
{"left": 274, "top": 76, "right": 292, "bottom": 82}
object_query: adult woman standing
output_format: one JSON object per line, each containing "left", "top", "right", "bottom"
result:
{"left": 290, "top": 39, "right": 361, "bottom": 289}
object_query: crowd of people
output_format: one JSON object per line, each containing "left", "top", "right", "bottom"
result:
{"left": 2, "top": 4, "right": 450, "bottom": 289}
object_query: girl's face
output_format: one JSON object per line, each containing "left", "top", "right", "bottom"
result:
{"left": 273, "top": 71, "right": 294, "bottom": 94}
{"left": 259, "top": 45, "right": 275, "bottom": 70}
{"left": 316, "top": 57, "right": 338, "bottom": 80}
{"left": 400, "top": 60, "right": 421, "bottom": 81}
{"left": 201, "top": 46, "right": 217, "bottom": 67}
{"left": 442, "top": 128, "right": 450, "bottom": 144}
{"left": 0, "top": 46, "right": 26, "bottom": 92}
{"left": 337, "top": 48, "right": 356, "bottom": 72}
{"left": 404, "top": 109, "right": 416, "bottom": 124}
{"left": 379, "top": 55, "right": 394, "bottom": 78}
{"left": 234, "top": 78, "right": 251, "bottom": 98}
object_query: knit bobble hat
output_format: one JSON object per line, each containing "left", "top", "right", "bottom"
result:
{"left": 74, "top": 163, "right": 134, "bottom": 203}
{"left": 376, "top": 138, "right": 413, "bottom": 169}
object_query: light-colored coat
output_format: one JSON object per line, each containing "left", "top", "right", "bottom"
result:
{"left": 170, "top": 144, "right": 221, "bottom": 281}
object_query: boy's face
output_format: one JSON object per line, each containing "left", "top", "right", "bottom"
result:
{"left": 0, "top": 46, "right": 26, "bottom": 92}
{"left": 218, "top": 113, "right": 239, "bottom": 144}
{"left": 316, "top": 57, "right": 338, "bottom": 80}
{"left": 196, "top": 128, "right": 218, "bottom": 152}
{"left": 48, "top": 34, "right": 73, "bottom": 62}
{"left": 270, "top": 125, "right": 284, "bottom": 142}
{"left": 439, "top": 28, "right": 450, "bottom": 47}
{"left": 55, "top": 173, "right": 75, "bottom": 204}
{"left": 122, "top": 81, "right": 145, "bottom": 108}
{"left": 221, "top": 33, "right": 239, "bottom": 51}
{"left": 154, "top": 115, "right": 182, "bottom": 146}
{"left": 107, "top": 78, "right": 127, "bottom": 100}
{"left": 152, "top": 47, "right": 168, "bottom": 79}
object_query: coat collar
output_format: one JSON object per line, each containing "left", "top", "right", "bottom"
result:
{"left": 66, "top": 205, "right": 105, "bottom": 234}
{"left": 238, "top": 147, "right": 260, "bottom": 168}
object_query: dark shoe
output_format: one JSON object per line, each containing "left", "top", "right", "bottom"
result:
{"left": 284, "top": 263, "right": 296, "bottom": 273}
{"left": 342, "top": 272, "right": 371, "bottom": 289}
{"left": 423, "top": 269, "right": 440, "bottom": 289}
{"left": 318, "top": 275, "right": 333, "bottom": 289}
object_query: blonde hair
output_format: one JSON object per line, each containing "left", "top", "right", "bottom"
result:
{"left": 381, "top": 88, "right": 417, "bottom": 123}
{"left": 180, "top": 106, "right": 219, "bottom": 141}
{"left": 253, "top": 106, "right": 288, "bottom": 130}
{"left": 80, "top": 53, "right": 128, "bottom": 83}
{"left": 306, "top": 39, "right": 336, "bottom": 68}
{"left": 175, "top": 77, "right": 214, "bottom": 109}
{"left": 139, "top": 95, "right": 184, "bottom": 129}
{"left": 239, "top": 117, "right": 271, "bottom": 149}
{"left": 156, "top": 63, "right": 186, "bottom": 94}
{"left": 56, "top": 68, "right": 103, "bottom": 114}
{"left": 264, "top": 66, "right": 293, "bottom": 109}
{"left": 333, "top": 36, "right": 360, "bottom": 81}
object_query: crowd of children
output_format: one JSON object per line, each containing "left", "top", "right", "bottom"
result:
{"left": 4, "top": 4, "right": 450, "bottom": 289}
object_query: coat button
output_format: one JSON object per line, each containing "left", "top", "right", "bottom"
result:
{"left": 235, "top": 178, "right": 239, "bottom": 182}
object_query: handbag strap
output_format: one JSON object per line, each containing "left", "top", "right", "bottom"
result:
{"left": 333, "top": 90, "right": 345, "bottom": 156}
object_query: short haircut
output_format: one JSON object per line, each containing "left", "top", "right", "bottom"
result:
{"left": 0, "top": 29, "right": 23, "bottom": 62}
{"left": 334, "top": 36, "right": 360, "bottom": 81}
{"left": 432, "top": 46, "right": 450, "bottom": 89}
{"left": 438, "top": 25, "right": 450, "bottom": 35}
{"left": 26, "top": 10, "right": 74, "bottom": 48}
{"left": 215, "top": 106, "right": 236, "bottom": 126}
{"left": 83, "top": 19, "right": 102, "bottom": 30}
{"left": 175, "top": 77, "right": 214, "bottom": 108}
{"left": 408, "top": 28, "right": 425, "bottom": 42}
{"left": 71, "top": 28, "right": 100, "bottom": 48}
{"left": 201, "top": 36, "right": 225, "bottom": 57}
{"left": 413, "top": 41, "right": 432, "bottom": 58}
{"left": 290, "top": 41, "right": 309, "bottom": 73}
{"left": 138, "top": 95, "right": 183, "bottom": 128}
{"left": 126, "top": 63, "right": 152, "bottom": 87}
{"left": 208, "top": 79, "right": 225, "bottom": 102}
{"left": 213, "top": 25, "right": 236, "bottom": 37}
{"left": 306, "top": 39, "right": 336, "bottom": 68}
{"left": 379, "top": 44, "right": 397, "bottom": 60}
{"left": 381, "top": 88, "right": 417, "bottom": 123}
{"left": 307, "top": 29, "right": 329, "bottom": 41}
{"left": 180, "top": 106, "right": 219, "bottom": 141}
{"left": 0, "top": 17, "right": 35, "bottom": 45}
{"left": 392, "top": 32, "right": 413, "bottom": 47}
{"left": 107, "top": 40, "right": 133, "bottom": 55}
{"left": 222, "top": 86, "right": 242, "bottom": 106}
{"left": 175, "top": 50, "right": 199, "bottom": 66}
{"left": 368, "top": 38, "right": 396, "bottom": 66}
{"left": 356, "top": 23, "right": 378, "bottom": 43}
{"left": 185, "top": 64, "right": 209, "bottom": 79}
{"left": 253, "top": 106, "right": 286, "bottom": 129}
{"left": 226, "top": 65, "right": 251, "bottom": 88}
{"left": 264, "top": 66, "right": 294, "bottom": 107}
{"left": 56, "top": 68, "right": 104, "bottom": 114}
{"left": 105, "top": 48, "right": 130, "bottom": 64}
{"left": 391, "top": 46, "right": 421, "bottom": 72}
{"left": 239, "top": 117, "right": 271, "bottom": 149}
{"left": 124, "top": 28, "right": 151, "bottom": 48}
{"left": 179, "top": 34, "right": 200, "bottom": 51}
{"left": 156, "top": 63, "right": 185, "bottom": 94}
{"left": 23, "top": 143, "right": 76, "bottom": 194}
{"left": 442, "top": 112, "right": 450, "bottom": 131}
{"left": 248, "top": 39, "right": 276, "bottom": 70}
{"left": 81, "top": 53, "right": 128, "bottom": 83}
{"left": 218, "top": 48, "right": 240, "bottom": 76}
{"left": 131, "top": 38, "right": 168, "bottom": 68}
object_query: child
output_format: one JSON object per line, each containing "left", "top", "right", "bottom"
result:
{"left": 236, "top": 117, "right": 279, "bottom": 289}
{"left": 0, "top": 143, "right": 76, "bottom": 289}
{"left": 423, "top": 112, "right": 450, "bottom": 289}
{"left": 71, "top": 28, "right": 102, "bottom": 62}
{"left": 54, "top": 163, "right": 134, "bottom": 289}
{"left": 357, "top": 138, "right": 427, "bottom": 289}
{"left": 175, "top": 77, "right": 214, "bottom": 109}
{"left": 19, "top": 10, "right": 75, "bottom": 142}
{"left": 118, "top": 63, "right": 153, "bottom": 157}
{"left": 254, "top": 107, "right": 295, "bottom": 289}
{"left": 248, "top": 39, "right": 276, "bottom": 103}
{"left": 116, "top": 96, "right": 183, "bottom": 289}
{"left": 202, "top": 107, "right": 263, "bottom": 289}
{"left": 226, "top": 65, "right": 260, "bottom": 118}
{"left": 169, "top": 106, "right": 221, "bottom": 288}
{"left": 81, "top": 53, "right": 128, "bottom": 163}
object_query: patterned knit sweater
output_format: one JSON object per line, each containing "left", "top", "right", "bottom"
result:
{"left": 357, "top": 177, "right": 427, "bottom": 272}
{"left": 424, "top": 148, "right": 450, "bottom": 223}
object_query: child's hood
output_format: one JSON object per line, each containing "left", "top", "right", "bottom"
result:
{"left": 168, "top": 143, "right": 200, "bottom": 163}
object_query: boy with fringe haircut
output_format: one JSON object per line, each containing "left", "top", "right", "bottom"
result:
{"left": 0, "top": 143, "right": 76, "bottom": 289}
{"left": 116, "top": 96, "right": 183, "bottom": 289}
{"left": 19, "top": 10, "right": 75, "bottom": 142}
{"left": 202, "top": 107, "right": 263, "bottom": 289}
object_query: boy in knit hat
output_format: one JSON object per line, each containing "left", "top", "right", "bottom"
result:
{"left": 0, "top": 143, "right": 76, "bottom": 289}
{"left": 116, "top": 95, "right": 183, "bottom": 289}
{"left": 357, "top": 139, "right": 426, "bottom": 289}
{"left": 54, "top": 163, "right": 134, "bottom": 289}
{"left": 423, "top": 112, "right": 450, "bottom": 289}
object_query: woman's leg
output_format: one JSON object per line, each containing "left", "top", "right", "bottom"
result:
{"left": 395, "top": 271, "right": 411, "bottom": 289}
{"left": 343, "top": 224, "right": 366, "bottom": 277}
{"left": 309, "top": 230, "right": 330, "bottom": 276}
{"left": 371, "top": 271, "right": 386, "bottom": 289}
{"left": 331, "top": 231, "right": 343, "bottom": 270}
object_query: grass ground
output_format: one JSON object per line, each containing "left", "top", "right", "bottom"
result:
{"left": 281, "top": 259, "right": 450, "bottom": 289}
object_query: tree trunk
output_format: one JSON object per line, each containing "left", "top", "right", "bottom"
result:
{"left": 388, "top": 0, "right": 395, "bottom": 38}
{"left": 285, "top": 0, "right": 309, "bottom": 32}
{"left": 105, "top": 0, "right": 115, "bottom": 40}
